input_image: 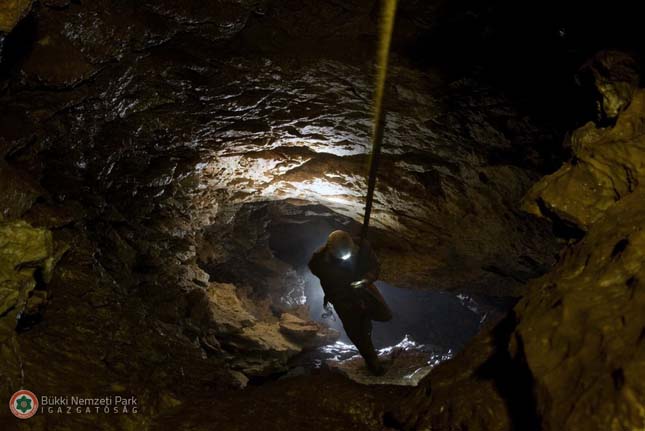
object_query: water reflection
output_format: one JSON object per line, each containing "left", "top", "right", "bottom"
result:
{"left": 320, "top": 335, "right": 454, "bottom": 386}
{"left": 304, "top": 272, "right": 483, "bottom": 352}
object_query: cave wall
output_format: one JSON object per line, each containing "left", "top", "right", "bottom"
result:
{"left": 396, "top": 69, "right": 645, "bottom": 431}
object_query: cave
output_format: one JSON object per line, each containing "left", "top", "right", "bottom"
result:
{"left": 1, "top": 0, "right": 644, "bottom": 430}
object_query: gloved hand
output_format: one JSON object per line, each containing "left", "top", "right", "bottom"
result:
{"left": 321, "top": 301, "right": 335, "bottom": 320}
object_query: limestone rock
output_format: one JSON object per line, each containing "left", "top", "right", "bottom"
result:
{"left": 194, "top": 287, "right": 342, "bottom": 376}
{"left": 514, "top": 188, "right": 645, "bottom": 431}
{"left": 228, "top": 370, "right": 249, "bottom": 389}
{"left": 279, "top": 312, "right": 340, "bottom": 348}
{"left": 190, "top": 284, "right": 339, "bottom": 376}
{"left": 578, "top": 50, "right": 640, "bottom": 120}
{"left": 228, "top": 322, "right": 302, "bottom": 375}
{"left": 21, "top": 31, "right": 95, "bottom": 87}
{"left": 397, "top": 188, "right": 645, "bottom": 431}
{"left": 391, "top": 328, "right": 513, "bottom": 431}
{"left": 203, "top": 282, "right": 257, "bottom": 334}
{"left": 238, "top": 321, "right": 300, "bottom": 354}
{"left": 523, "top": 88, "right": 645, "bottom": 230}
{"left": 279, "top": 312, "right": 319, "bottom": 338}
{"left": 0, "top": 220, "right": 55, "bottom": 316}
{"left": 0, "top": 0, "right": 32, "bottom": 33}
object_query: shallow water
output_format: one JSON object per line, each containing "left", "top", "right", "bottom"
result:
{"left": 305, "top": 275, "right": 493, "bottom": 351}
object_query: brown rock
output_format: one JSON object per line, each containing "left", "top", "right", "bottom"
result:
{"left": 279, "top": 312, "right": 340, "bottom": 348}
{"left": 523, "top": 89, "right": 645, "bottom": 230}
{"left": 0, "top": 162, "right": 42, "bottom": 221}
{"left": 0, "top": 220, "right": 55, "bottom": 330}
{"left": 398, "top": 186, "right": 645, "bottom": 431}
{"left": 578, "top": 51, "right": 640, "bottom": 120}
{"left": 515, "top": 188, "right": 645, "bottom": 431}
{"left": 22, "top": 33, "right": 94, "bottom": 86}
{"left": 0, "top": 0, "right": 32, "bottom": 33}
{"left": 279, "top": 312, "right": 320, "bottom": 340}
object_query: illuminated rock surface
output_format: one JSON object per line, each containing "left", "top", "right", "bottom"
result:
{"left": 393, "top": 88, "right": 645, "bottom": 430}
{"left": 326, "top": 337, "right": 453, "bottom": 387}
{"left": 393, "top": 186, "right": 645, "bottom": 431}
{"left": 0, "top": 0, "right": 32, "bottom": 33}
{"left": 0, "top": 220, "right": 56, "bottom": 322}
{"left": 524, "top": 87, "right": 645, "bottom": 231}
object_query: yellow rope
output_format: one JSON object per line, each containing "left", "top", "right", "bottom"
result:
{"left": 361, "top": 0, "right": 398, "bottom": 243}
{"left": 372, "top": 0, "right": 398, "bottom": 141}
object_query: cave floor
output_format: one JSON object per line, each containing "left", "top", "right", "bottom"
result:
{"left": 155, "top": 371, "right": 410, "bottom": 431}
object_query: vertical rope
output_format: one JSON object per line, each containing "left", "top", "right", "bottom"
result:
{"left": 360, "top": 0, "right": 398, "bottom": 246}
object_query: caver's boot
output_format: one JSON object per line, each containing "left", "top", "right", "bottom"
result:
{"left": 365, "top": 355, "right": 386, "bottom": 376}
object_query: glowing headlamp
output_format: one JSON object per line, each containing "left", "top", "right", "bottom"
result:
{"left": 341, "top": 252, "right": 352, "bottom": 260}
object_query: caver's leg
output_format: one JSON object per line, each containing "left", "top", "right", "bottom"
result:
{"left": 361, "top": 284, "right": 393, "bottom": 322}
{"left": 334, "top": 303, "right": 385, "bottom": 375}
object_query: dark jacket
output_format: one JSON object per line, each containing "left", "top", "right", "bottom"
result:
{"left": 308, "top": 237, "right": 380, "bottom": 304}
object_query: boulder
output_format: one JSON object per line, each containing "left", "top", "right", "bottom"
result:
{"left": 191, "top": 284, "right": 339, "bottom": 376}
{"left": 203, "top": 282, "right": 257, "bottom": 334}
{"left": 578, "top": 50, "right": 640, "bottom": 120}
{"left": 523, "top": 88, "right": 645, "bottom": 230}
{"left": 279, "top": 312, "right": 320, "bottom": 339}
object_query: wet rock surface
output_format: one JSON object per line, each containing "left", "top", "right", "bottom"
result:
{"left": 326, "top": 336, "right": 453, "bottom": 387}
{"left": 524, "top": 87, "right": 645, "bottom": 231}
{"left": 394, "top": 186, "right": 645, "bottom": 431}
{"left": 393, "top": 79, "right": 645, "bottom": 431}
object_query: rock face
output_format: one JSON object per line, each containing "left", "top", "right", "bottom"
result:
{"left": 188, "top": 282, "right": 338, "bottom": 376}
{"left": 279, "top": 312, "right": 338, "bottom": 348}
{"left": 516, "top": 189, "right": 645, "bottom": 431}
{"left": 523, "top": 56, "right": 644, "bottom": 231}
{"left": 0, "top": 220, "right": 56, "bottom": 324}
{"left": 0, "top": 0, "right": 32, "bottom": 33}
{"left": 326, "top": 337, "right": 453, "bottom": 387}
{"left": 399, "top": 186, "right": 645, "bottom": 431}
{"left": 578, "top": 51, "right": 641, "bottom": 121}
{"left": 395, "top": 77, "right": 645, "bottom": 431}
{"left": 0, "top": 0, "right": 32, "bottom": 64}
{"left": 0, "top": 162, "right": 41, "bottom": 220}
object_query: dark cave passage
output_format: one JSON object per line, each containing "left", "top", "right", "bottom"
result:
{"left": 189, "top": 199, "right": 522, "bottom": 387}
{"left": 265, "top": 206, "right": 515, "bottom": 371}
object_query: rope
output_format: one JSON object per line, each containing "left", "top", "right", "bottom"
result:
{"left": 360, "top": 0, "right": 398, "bottom": 247}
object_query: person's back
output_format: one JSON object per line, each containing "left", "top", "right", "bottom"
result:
{"left": 308, "top": 230, "right": 392, "bottom": 375}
